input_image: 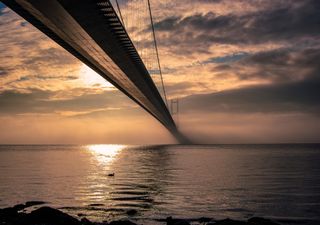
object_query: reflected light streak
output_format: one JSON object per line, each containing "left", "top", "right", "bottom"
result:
{"left": 86, "top": 144, "right": 125, "bottom": 166}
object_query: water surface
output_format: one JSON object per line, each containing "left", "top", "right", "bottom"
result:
{"left": 0, "top": 144, "right": 319, "bottom": 224}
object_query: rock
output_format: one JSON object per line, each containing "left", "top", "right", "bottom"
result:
{"left": 78, "top": 213, "right": 87, "bottom": 217}
{"left": 126, "top": 209, "right": 138, "bottom": 216}
{"left": 248, "top": 217, "right": 280, "bottom": 225}
{"left": 25, "top": 206, "right": 81, "bottom": 225}
{"left": 109, "top": 220, "right": 137, "bottom": 225}
{"left": 198, "top": 217, "right": 213, "bottom": 223}
{"left": 81, "top": 217, "right": 94, "bottom": 225}
{"left": 0, "top": 207, "right": 23, "bottom": 224}
{"left": 25, "top": 201, "right": 46, "bottom": 207}
{"left": 13, "top": 203, "right": 27, "bottom": 211}
{"left": 108, "top": 173, "right": 115, "bottom": 177}
{"left": 174, "top": 220, "right": 190, "bottom": 225}
{"left": 166, "top": 216, "right": 190, "bottom": 225}
{"left": 215, "top": 218, "right": 247, "bottom": 225}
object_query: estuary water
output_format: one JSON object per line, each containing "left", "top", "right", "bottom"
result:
{"left": 0, "top": 144, "right": 319, "bottom": 224}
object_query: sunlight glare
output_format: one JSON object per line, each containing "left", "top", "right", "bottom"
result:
{"left": 79, "top": 64, "right": 114, "bottom": 88}
{"left": 87, "top": 144, "right": 125, "bottom": 166}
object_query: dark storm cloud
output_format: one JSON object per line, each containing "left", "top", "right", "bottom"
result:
{"left": 245, "top": 48, "right": 320, "bottom": 68}
{"left": 238, "top": 47, "right": 320, "bottom": 81}
{"left": 195, "top": 47, "right": 320, "bottom": 82}
{"left": 0, "top": 89, "right": 130, "bottom": 115}
{"left": 154, "top": 0, "right": 320, "bottom": 47}
{"left": 203, "top": 52, "right": 249, "bottom": 64}
{"left": 181, "top": 76, "right": 320, "bottom": 114}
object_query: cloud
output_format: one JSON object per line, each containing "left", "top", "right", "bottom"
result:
{"left": 0, "top": 89, "right": 135, "bottom": 116}
{"left": 1, "top": 0, "right": 320, "bottom": 143}
{"left": 203, "top": 52, "right": 249, "bottom": 64}
{"left": 180, "top": 75, "right": 320, "bottom": 115}
{"left": 153, "top": 0, "right": 320, "bottom": 53}
{"left": 0, "top": 7, "right": 114, "bottom": 94}
{"left": 237, "top": 47, "right": 320, "bottom": 82}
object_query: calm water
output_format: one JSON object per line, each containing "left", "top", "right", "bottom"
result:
{"left": 0, "top": 144, "right": 319, "bottom": 224}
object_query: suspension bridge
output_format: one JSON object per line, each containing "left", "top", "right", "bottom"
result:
{"left": 3, "top": 0, "right": 188, "bottom": 143}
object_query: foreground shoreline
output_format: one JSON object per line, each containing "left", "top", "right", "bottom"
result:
{"left": 0, "top": 202, "right": 284, "bottom": 225}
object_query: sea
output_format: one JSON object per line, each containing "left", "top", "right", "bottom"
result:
{"left": 0, "top": 144, "right": 319, "bottom": 224}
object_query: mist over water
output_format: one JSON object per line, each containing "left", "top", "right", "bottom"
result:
{"left": 0, "top": 144, "right": 319, "bottom": 224}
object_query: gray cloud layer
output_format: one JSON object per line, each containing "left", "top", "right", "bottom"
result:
{"left": 154, "top": 0, "right": 320, "bottom": 53}
{"left": 181, "top": 75, "right": 320, "bottom": 115}
{"left": 0, "top": 89, "right": 133, "bottom": 116}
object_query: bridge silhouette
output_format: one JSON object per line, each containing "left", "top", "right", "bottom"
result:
{"left": 3, "top": 0, "right": 189, "bottom": 143}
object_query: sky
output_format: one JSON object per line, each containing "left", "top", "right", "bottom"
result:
{"left": 0, "top": 0, "right": 319, "bottom": 144}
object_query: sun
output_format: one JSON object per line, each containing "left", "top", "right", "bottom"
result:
{"left": 79, "top": 64, "right": 114, "bottom": 88}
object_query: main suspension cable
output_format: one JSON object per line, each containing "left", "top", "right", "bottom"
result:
{"left": 147, "top": 0, "right": 169, "bottom": 108}
{"left": 115, "top": 0, "right": 125, "bottom": 26}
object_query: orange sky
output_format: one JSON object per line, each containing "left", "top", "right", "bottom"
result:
{"left": 0, "top": 0, "right": 319, "bottom": 144}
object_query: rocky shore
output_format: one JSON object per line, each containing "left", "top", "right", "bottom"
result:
{"left": 0, "top": 202, "right": 281, "bottom": 225}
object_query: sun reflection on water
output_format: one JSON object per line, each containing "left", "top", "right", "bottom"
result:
{"left": 86, "top": 144, "right": 125, "bottom": 166}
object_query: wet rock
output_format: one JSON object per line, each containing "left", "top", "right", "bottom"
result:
{"left": 126, "top": 209, "right": 138, "bottom": 216}
{"left": 166, "top": 216, "right": 190, "bottom": 225}
{"left": 0, "top": 207, "right": 23, "bottom": 224}
{"left": 109, "top": 220, "right": 137, "bottom": 225}
{"left": 248, "top": 217, "right": 280, "bottom": 225}
{"left": 4, "top": 201, "right": 46, "bottom": 215}
{"left": 13, "top": 203, "right": 26, "bottom": 211}
{"left": 24, "top": 206, "right": 81, "bottom": 225}
{"left": 25, "top": 201, "right": 46, "bottom": 207}
{"left": 198, "top": 217, "right": 213, "bottom": 223}
{"left": 81, "top": 217, "right": 94, "bottom": 225}
{"left": 174, "top": 220, "right": 190, "bottom": 225}
{"left": 215, "top": 218, "right": 247, "bottom": 225}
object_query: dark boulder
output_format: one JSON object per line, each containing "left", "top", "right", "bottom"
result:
{"left": 12, "top": 203, "right": 27, "bottom": 211}
{"left": 80, "top": 217, "right": 94, "bottom": 225}
{"left": 215, "top": 218, "right": 247, "bottom": 225}
{"left": 248, "top": 217, "right": 280, "bottom": 225}
{"left": 198, "top": 217, "right": 213, "bottom": 223}
{"left": 109, "top": 220, "right": 137, "bottom": 225}
{"left": 24, "top": 206, "right": 81, "bottom": 225}
{"left": 0, "top": 207, "right": 24, "bottom": 224}
{"left": 25, "top": 201, "right": 46, "bottom": 207}
{"left": 166, "top": 216, "right": 190, "bottom": 225}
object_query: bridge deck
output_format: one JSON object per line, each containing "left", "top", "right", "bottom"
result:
{"left": 3, "top": 0, "right": 187, "bottom": 142}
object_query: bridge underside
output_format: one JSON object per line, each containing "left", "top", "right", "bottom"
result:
{"left": 3, "top": 0, "right": 187, "bottom": 142}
